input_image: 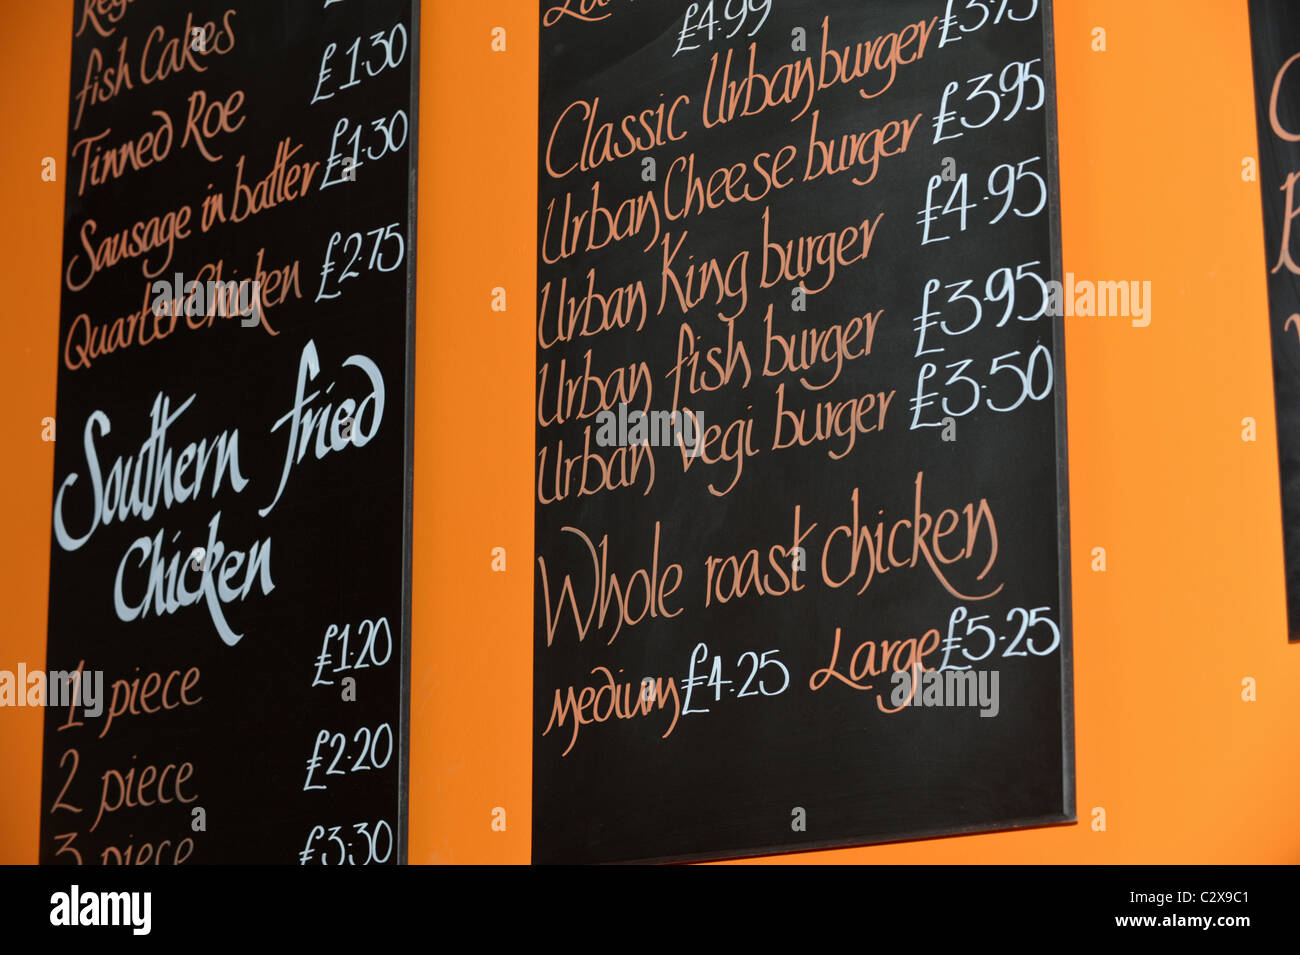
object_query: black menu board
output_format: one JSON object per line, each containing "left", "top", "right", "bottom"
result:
{"left": 534, "top": 0, "right": 1073, "bottom": 863}
{"left": 39, "top": 0, "right": 418, "bottom": 864}
{"left": 1249, "top": 0, "right": 1300, "bottom": 643}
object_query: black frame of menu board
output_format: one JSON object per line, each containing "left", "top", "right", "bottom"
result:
{"left": 398, "top": 0, "right": 420, "bottom": 868}
{"left": 532, "top": 0, "right": 1073, "bottom": 864}
{"left": 39, "top": 0, "right": 419, "bottom": 865}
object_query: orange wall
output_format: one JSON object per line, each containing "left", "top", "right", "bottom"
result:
{"left": 2, "top": 0, "right": 1298, "bottom": 865}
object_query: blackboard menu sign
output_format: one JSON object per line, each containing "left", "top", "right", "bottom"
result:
{"left": 1249, "top": 0, "right": 1300, "bottom": 643}
{"left": 533, "top": 0, "right": 1073, "bottom": 863}
{"left": 39, "top": 0, "right": 418, "bottom": 863}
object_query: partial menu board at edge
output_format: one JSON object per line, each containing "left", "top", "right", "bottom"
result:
{"left": 39, "top": 0, "right": 418, "bottom": 864}
{"left": 1249, "top": 0, "right": 1300, "bottom": 643}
